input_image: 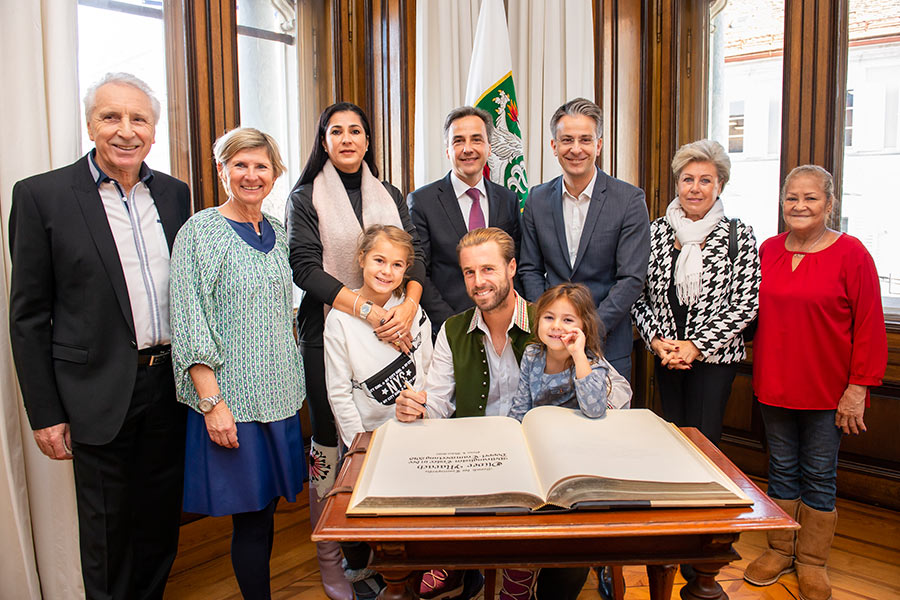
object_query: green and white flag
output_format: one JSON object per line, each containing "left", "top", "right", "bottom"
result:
{"left": 465, "top": 0, "right": 528, "bottom": 208}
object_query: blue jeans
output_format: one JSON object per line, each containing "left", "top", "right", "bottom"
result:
{"left": 758, "top": 403, "right": 843, "bottom": 511}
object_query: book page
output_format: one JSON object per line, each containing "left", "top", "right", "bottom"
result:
{"left": 520, "top": 407, "right": 744, "bottom": 498}
{"left": 350, "top": 416, "right": 544, "bottom": 511}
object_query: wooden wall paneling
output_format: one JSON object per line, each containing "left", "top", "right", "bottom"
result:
{"left": 364, "top": 0, "right": 413, "bottom": 194}
{"left": 779, "top": 0, "right": 848, "bottom": 229}
{"left": 594, "top": 0, "right": 606, "bottom": 171}
{"left": 333, "top": 0, "right": 368, "bottom": 106}
{"left": 164, "top": 0, "right": 192, "bottom": 185}
{"left": 615, "top": 3, "right": 643, "bottom": 188}
{"left": 674, "top": 0, "right": 709, "bottom": 147}
{"left": 642, "top": 0, "right": 679, "bottom": 221}
{"left": 597, "top": 0, "right": 643, "bottom": 186}
{"left": 633, "top": 0, "right": 681, "bottom": 414}
{"left": 296, "top": 0, "right": 338, "bottom": 152}
{"left": 184, "top": 0, "right": 240, "bottom": 210}
{"left": 367, "top": 0, "right": 384, "bottom": 177}
{"left": 405, "top": 0, "right": 415, "bottom": 190}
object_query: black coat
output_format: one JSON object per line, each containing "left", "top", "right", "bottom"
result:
{"left": 408, "top": 173, "right": 520, "bottom": 332}
{"left": 8, "top": 155, "right": 190, "bottom": 445}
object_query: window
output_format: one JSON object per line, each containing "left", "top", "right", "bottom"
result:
{"left": 235, "top": 0, "right": 303, "bottom": 222}
{"left": 77, "top": 0, "right": 172, "bottom": 172}
{"left": 728, "top": 101, "right": 745, "bottom": 153}
{"left": 845, "top": 90, "right": 854, "bottom": 147}
{"left": 707, "top": 0, "right": 785, "bottom": 246}
{"left": 842, "top": 2, "right": 900, "bottom": 308}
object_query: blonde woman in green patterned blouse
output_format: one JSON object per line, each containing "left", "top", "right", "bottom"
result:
{"left": 170, "top": 127, "right": 306, "bottom": 599}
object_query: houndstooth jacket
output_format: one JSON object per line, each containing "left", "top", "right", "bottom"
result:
{"left": 631, "top": 216, "right": 760, "bottom": 364}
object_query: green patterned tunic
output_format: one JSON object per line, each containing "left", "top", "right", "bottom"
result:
{"left": 170, "top": 208, "right": 305, "bottom": 422}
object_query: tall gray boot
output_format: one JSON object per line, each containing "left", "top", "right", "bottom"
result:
{"left": 309, "top": 441, "right": 352, "bottom": 600}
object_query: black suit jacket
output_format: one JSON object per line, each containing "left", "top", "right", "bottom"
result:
{"left": 9, "top": 155, "right": 190, "bottom": 445}
{"left": 408, "top": 173, "right": 520, "bottom": 331}
{"left": 519, "top": 168, "right": 650, "bottom": 361}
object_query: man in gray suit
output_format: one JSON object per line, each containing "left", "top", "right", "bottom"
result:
{"left": 519, "top": 98, "right": 650, "bottom": 381}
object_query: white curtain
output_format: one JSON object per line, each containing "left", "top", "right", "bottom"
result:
{"left": 508, "top": 0, "right": 594, "bottom": 186}
{"left": 414, "top": 0, "right": 481, "bottom": 189}
{"left": 414, "top": 0, "right": 594, "bottom": 190}
{"left": 0, "top": 1, "right": 85, "bottom": 599}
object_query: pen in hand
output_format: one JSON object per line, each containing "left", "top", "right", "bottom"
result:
{"left": 404, "top": 379, "right": 427, "bottom": 419}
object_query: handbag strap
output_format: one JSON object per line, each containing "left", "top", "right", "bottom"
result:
{"left": 728, "top": 218, "right": 738, "bottom": 262}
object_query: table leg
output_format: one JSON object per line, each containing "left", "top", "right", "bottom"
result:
{"left": 378, "top": 569, "right": 417, "bottom": 600}
{"left": 484, "top": 569, "right": 496, "bottom": 600}
{"left": 610, "top": 565, "right": 626, "bottom": 600}
{"left": 679, "top": 562, "right": 728, "bottom": 600}
{"left": 646, "top": 564, "right": 677, "bottom": 600}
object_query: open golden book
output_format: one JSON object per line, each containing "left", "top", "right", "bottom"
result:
{"left": 347, "top": 407, "right": 752, "bottom": 516}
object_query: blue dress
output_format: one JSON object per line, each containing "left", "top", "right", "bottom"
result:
{"left": 182, "top": 217, "right": 306, "bottom": 517}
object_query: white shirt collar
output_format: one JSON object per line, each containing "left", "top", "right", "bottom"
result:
{"left": 450, "top": 171, "right": 488, "bottom": 200}
{"left": 562, "top": 167, "right": 597, "bottom": 203}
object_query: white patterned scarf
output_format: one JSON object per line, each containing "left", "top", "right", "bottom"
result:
{"left": 664, "top": 196, "right": 725, "bottom": 306}
{"left": 312, "top": 159, "right": 402, "bottom": 293}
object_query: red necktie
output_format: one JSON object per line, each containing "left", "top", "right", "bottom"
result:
{"left": 466, "top": 188, "right": 485, "bottom": 231}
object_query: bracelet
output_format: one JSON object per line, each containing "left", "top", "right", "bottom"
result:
{"left": 405, "top": 297, "right": 418, "bottom": 308}
{"left": 353, "top": 294, "right": 361, "bottom": 316}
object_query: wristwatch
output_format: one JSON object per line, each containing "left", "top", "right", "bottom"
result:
{"left": 198, "top": 392, "right": 224, "bottom": 414}
{"left": 359, "top": 300, "right": 374, "bottom": 320}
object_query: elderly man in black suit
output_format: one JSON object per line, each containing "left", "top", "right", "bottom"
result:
{"left": 519, "top": 97, "right": 650, "bottom": 383}
{"left": 408, "top": 106, "right": 520, "bottom": 334}
{"left": 9, "top": 72, "right": 190, "bottom": 600}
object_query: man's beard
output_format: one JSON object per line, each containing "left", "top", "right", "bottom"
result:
{"left": 471, "top": 278, "right": 511, "bottom": 313}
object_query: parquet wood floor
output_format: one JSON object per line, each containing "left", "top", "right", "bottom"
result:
{"left": 164, "top": 486, "right": 900, "bottom": 600}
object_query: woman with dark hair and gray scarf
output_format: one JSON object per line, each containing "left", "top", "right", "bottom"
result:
{"left": 285, "top": 102, "right": 425, "bottom": 599}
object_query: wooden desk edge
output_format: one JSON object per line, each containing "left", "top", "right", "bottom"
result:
{"left": 313, "top": 427, "right": 798, "bottom": 542}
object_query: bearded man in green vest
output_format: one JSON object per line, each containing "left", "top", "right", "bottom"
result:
{"left": 396, "top": 227, "right": 590, "bottom": 600}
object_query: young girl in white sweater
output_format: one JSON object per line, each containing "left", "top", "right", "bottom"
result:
{"left": 324, "top": 224, "right": 433, "bottom": 449}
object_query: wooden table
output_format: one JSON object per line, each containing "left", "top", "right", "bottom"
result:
{"left": 313, "top": 428, "right": 797, "bottom": 600}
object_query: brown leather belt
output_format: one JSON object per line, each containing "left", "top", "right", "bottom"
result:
{"left": 137, "top": 345, "right": 172, "bottom": 367}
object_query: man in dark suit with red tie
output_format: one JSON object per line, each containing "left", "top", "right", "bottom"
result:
{"left": 408, "top": 106, "right": 520, "bottom": 334}
{"left": 9, "top": 72, "right": 190, "bottom": 600}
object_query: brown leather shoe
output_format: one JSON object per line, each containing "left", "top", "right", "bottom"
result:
{"left": 744, "top": 497, "right": 801, "bottom": 586}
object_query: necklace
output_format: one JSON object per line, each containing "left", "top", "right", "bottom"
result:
{"left": 788, "top": 228, "right": 828, "bottom": 259}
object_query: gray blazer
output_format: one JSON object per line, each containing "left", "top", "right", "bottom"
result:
{"left": 518, "top": 167, "right": 650, "bottom": 361}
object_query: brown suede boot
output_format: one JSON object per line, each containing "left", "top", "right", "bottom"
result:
{"left": 795, "top": 502, "right": 837, "bottom": 600}
{"left": 744, "top": 497, "right": 801, "bottom": 586}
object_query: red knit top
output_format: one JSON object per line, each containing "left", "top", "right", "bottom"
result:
{"left": 753, "top": 233, "right": 887, "bottom": 410}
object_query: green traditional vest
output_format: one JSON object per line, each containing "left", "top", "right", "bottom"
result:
{"left": 444, "top": 303, "right": 535, "bottom": 418}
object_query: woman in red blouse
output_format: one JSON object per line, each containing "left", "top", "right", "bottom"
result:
{"left": 744, "top": 165, "right": 887, "bottom": 600}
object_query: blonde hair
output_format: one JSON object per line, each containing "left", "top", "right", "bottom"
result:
{"left": 781, "top": 164, "right": 835, "bottom": 204}
{"left": 357, "top": 225, "right": 415, "bottom": 297}
{"left": 671, "top": 139, "right": 731, "bottom": 190}
{"left": 455, "top": 227, "right": 516, "bottom": 264}
{"left": 532, "top": 283, "right": 605, "bottom": 364}
{"left": 213, "top": 127, "right": 286, "bottom": 180}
